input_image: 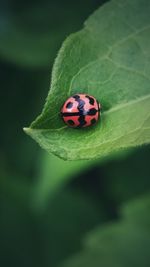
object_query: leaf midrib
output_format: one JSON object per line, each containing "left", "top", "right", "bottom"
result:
{"left": 26, "top": 94, "right": 150, "bottom": 136}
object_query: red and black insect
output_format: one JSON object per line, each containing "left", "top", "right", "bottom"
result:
{"left": 61, "top": 94, "right": 101, "bottom": 128}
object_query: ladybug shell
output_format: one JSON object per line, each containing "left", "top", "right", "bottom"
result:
{"left": 61, "top": 94, "right": 101, "bottom": 128}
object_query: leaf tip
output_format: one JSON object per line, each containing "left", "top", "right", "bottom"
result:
{"left": 23, "top": 127, "right": 31, "bottom": 135}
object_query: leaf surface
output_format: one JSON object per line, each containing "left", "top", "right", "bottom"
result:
{"left": 25, "top": 0, "right": 150, "bottom": 160}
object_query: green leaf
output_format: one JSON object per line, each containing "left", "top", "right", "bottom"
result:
{"left": 25, "top": 0, "right": 150, "bottom": 160}
{"left": 61, "top": 194, "right": 150, "bottom": 267}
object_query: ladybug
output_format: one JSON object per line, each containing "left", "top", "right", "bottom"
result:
{"left": 61, "top": 94, "right": 101, "bottom": 128}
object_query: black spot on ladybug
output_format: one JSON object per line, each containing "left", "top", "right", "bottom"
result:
{"left": 86, "top": 95, "right": 94, "bottom": 105}
{"left": 73, "top": 95, "right": 86, "bottom": 114}
{"left": 91, "top": 118, "right": 96, "bottom": 125}
{"left": 67, "top": 120, "right": 75, "bottom": 126}
{"left": 66, "top": 102, "right": 73, "bottom": 109}
{"left": 88, "top": 108, "right": 97, "bottom": 115}
{"left": 78, "top": 99, "right": 85, "bottom": 112}
{"left": 73, "top": 94, "right": 80, "bottom": 100}
{"left": 78, "top": 115, "right": 86, "bottom": 127}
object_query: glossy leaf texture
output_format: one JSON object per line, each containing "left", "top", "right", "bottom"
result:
{"left": 61, "top": 194, "right": 150, "bottom": 267}
{"left": 25, "top": 0, "right": 150, "bottom": 160}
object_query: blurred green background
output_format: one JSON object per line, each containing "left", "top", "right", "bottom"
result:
{"left": 0, "top": 0, "right": 150, "bottom": 266}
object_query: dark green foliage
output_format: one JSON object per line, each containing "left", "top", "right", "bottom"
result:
{"left": 61, "top": 194, "right": 150, "bottom": 267}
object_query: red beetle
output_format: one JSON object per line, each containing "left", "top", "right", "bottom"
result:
{"left": 61, "top": 94, "right": 101, "bottom": 128}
